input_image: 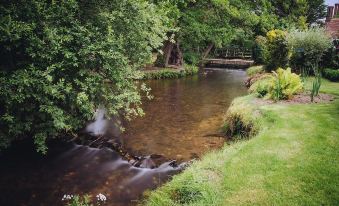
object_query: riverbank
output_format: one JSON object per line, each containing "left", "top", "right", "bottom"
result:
{"left": 144, "top": 79, "right": 339, "bottom": 205}
{"left": 141, "top": 65, "right": 198, "bottom": 79}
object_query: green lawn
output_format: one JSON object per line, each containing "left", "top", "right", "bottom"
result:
{"left": 144, "top": 80, "right": 339, "bottom": 206}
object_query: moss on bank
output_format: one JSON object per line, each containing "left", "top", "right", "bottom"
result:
{"left": 142, "top": 65, "right": 199, "bottom": 79}
{"left": 144, "top": 80, "right": 339, "bottom": 206}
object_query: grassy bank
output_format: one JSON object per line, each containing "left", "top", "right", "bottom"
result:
{"left": 144, "top": 79, "right": 339, "bottom": 206}
{"left": 142, "top": 65, "right": 198, "bottom": 79}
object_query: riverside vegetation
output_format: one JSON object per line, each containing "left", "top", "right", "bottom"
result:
{"left": 144, "top": 24, "right": 338, "bottom": 206}
{"left": 144, "top": 77, "right": 339, "bottom": 206}
{"left": 141, "top": 65, "right": 199, "bottom": 80}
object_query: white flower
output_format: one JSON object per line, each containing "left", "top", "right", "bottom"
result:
{"left": 61, "top": 194, "right": 73, "bottom": 201}
{"left": 96, "top": 193, "right": 107, "bottom": 202}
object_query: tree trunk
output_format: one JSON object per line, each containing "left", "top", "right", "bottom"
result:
{"left": 163, "top": 42, "right": 174, "bottom": 67}
{"left": 175, "top": 41, "right": 184, "bottom": 67}
{"left": 201, "top": 43, "right": 214, "bottom": 59}
{"left": 199, "top": 43, "right": 214, "bottom": 68}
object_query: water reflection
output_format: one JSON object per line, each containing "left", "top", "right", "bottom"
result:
{"left": 121, "top": 69, "right": 247, "bottom": 161}
{"left": 0, "top": 69, "right": 247, "bottom": 206}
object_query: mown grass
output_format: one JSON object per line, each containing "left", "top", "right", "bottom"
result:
{"left": 144, "top": 80, "right": 339, "bottom": 206}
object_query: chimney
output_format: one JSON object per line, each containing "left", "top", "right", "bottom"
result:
{"left": 335, "top": 4, "right": 339, "bottom": 17}
{"left": 326, "top": 6, "right": 334, "bottom": 22}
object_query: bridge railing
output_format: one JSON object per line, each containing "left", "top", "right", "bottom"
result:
{"left": 210, "top": 48, "right": 252, "bottom": 59}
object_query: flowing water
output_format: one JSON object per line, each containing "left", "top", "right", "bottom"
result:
{"left": 0, "top": 68, "right": 247, "bottom": 206}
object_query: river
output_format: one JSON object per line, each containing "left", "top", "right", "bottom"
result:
{"left": 0, "top": 68, "right": 247, "bottom": 206}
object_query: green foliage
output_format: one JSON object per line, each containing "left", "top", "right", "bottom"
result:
{"left": 0, "top": 0, "right": 169, "bottom": 152}
{"left": 183, "top": 51, "right": 200, "bottom": 66}
{"left": 246, "top": 65, "right": 264, "bottom": 77}
{"left": 306, "top": 0, "right": 327, "bottom": 24}
{"left": 252, "top": 36, "right": 268, "bottom": 64}
{"left": 311, "top": 72, "right": 322, "bottom": 102}
{"left": 323, "top": 68, "right": 339, "bottom": 82}
{"left": 223, "top": 96, "right": 261, "bottom": 138}
{"left": 249, "top": 74, "right": 274, "bottom": 98}
{"left": 184, "top": 64, "right": 199, "bottom": 75}
{"left": 270, "top": 68, "right": 304, "bottom": 100}
{"left": 142, "top": 65, "right": 198, "bottom": 80}
{"left": 65, "top": 195, "right": 92, "bottom": 206}
{"left": 264, "top": 29, "right": 289, "bottom": 71}
{"left": 287, "top": 28, "right": 332, "bottom": 72}
{"left": 250, "top": 68, "right": 303, "bottom": 100}
{"left": 171, "top": 179, "right": 203, "bottom": 204}
{"left": 143, "top": 69, "right": 185, "bottom": 79}
{"left": 321, "top": 40, "right": 339, "bottom": 68}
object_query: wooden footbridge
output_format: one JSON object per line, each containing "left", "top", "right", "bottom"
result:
{"left": 203, "top": 47, "right": 254, "bottom": 68}
{"left": 203, "top": 58, "right": 254, "bottom": 68}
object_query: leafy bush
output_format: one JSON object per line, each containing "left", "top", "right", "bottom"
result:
{"left": 287, "top": 28, "right": 332, "bottom": 72}
{"left": 264, "top": 30, "right": 289, "bottom": 71}
{"left": 249, "top": 74, "right": 274, "bottom": 97}
{"left": 323, "top": 68, "right": 339, "bottom": 82}
{"left": 252, "top": 36, "right": 268, "bottom": 64}
{"left": 270, "top": 68, "right": 303, "bottom": 100}
{"left": 246, "top": 65, "right": 265, "bottom": 77}
{"left": 183, "top": 51, "right": 201, "bottom": 66}
{"left": 0, "top": 0, "right": 169, "bottom": 152}
{"left": 250, "top": 68, "right": 303, "bottom": 100}
{"left": 321, "top": 41, "right": 339, "bottom": 69}
{"left": 184, "top": 64, "right": 199, "bottom": 75}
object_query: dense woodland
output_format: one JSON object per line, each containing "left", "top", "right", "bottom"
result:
{"left": 0, "top": 0, "right": 331, "bottom": 152}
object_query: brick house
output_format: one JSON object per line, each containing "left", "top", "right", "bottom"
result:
{"left": 325, "top": 4, "right": 339, "bottom": 38}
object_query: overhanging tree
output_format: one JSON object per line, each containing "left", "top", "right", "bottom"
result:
{"left": 0, "top": 0, "right": 169, "bottom": 153}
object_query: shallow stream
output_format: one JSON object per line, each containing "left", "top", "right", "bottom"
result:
{"left": 0, "top": 68, "right": 247, "bottom": 206}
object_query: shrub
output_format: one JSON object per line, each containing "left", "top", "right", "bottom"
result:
{"left": 184, "top": 64, "right": 199, "bottom": 75}
{"left": 223, "top": 96, "right": 261, "bottom": 138}
{"left": 246, "top": 65, "right": 265, "bottom": 77}
{"left": 321, "top": 41, "right": 339, "bottom": 69}
{"left": 269, "top": 68, "right": 303, "bottom": 100}
{"left": 264, "top": 30, "right": 289, "bottom": 71}
{"left": 287, "top": 28, "right": 332, "bottom": 72}
{"left": 249, "top": 74, "right": 274, "bottom": 97}
{"left": 183, "top": 52, "right": 201, "bottom": 66}
{"left": 252, "top": 36, "right": 268, "bottom": 64}
{"left": 323, "top": 68, "right": 339, "bottom": 82}
{"left": 250, "top": 68, "right": 303, "bottom": 100}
